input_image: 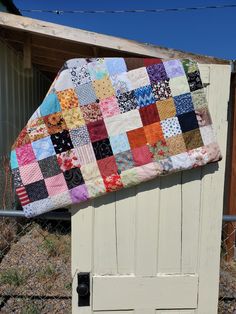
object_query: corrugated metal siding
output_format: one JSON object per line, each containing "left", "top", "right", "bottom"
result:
{"left": 0, "top": 39, "right": 51, "bottom": 156}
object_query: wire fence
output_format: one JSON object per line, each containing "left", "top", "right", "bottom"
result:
{"left": 0, "top": 214, "right": 235, "bottom": 313}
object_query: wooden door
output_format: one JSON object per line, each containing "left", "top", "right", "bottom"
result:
{"left": 71, "top": 64, "right": 231, "bottom": 314}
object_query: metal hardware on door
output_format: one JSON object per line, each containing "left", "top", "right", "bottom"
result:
{"left": 77, "top": 272, "right": 90, "bottom": 307}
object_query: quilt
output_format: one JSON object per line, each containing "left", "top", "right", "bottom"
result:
{"left": 10, "top": 57, "right": 222, "bottom": 218}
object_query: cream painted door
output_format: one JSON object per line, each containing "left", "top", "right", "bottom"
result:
{"left": 70, "top": 64, "right": 231, "bottom": 314}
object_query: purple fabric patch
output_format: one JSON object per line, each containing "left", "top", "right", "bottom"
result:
{"left": 146, "top": 63, "right": 168, "bottom": 83}
{"left": 164, "top": 60, "right": 185, "bottom": 78}
{"left": 70, "top": 184, "right": 89, "bottom": 203}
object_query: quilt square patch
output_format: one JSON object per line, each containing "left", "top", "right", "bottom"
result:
{"left": 56, "top": 88, "right": 79, "bottom": 110}
{"left": 75, "top": 82, "right": 97, "bottom": 105}
{"left": 139, "top": 104, "right": 160, "bottom": 126}
{"left": 97, "top": 156, "right": 118, "bottom": 177}
{"left": 183, "top": 129, "right": 204, "bottom": 150}
{"left": 64, "top": 167, "right": 85, "bottom": 189}
{"left": 87, "top": 119, "right": 108, "bottom": 142}
{"left": 51, "top": 130, "right": 74, "bottom": 154}
{"left": 103, "top": 174, "right": 123, "bottom": 192}
{"left": 70, "top": 65, "right": 91, "bottom": 86}
{"left": 125, "top": 58, "right": 144, "bottom": 71}
{"left": 32, "top": 136, "right": 56, "bottom": 160}
{"left": 45, "top": 173, "right": 68, "bottom": 196}
{"left": 115, "top": 150, "right": 134, "bottom": 173}
{"left": 174, "top": 93, "right": 194, "bottom": 115}
{"left": 144, "top": 122, "right": 164, "bottom": 145}
{"left": 169, "top": 76, "right": 190, "bottom": 97}
{"left": 161, "top": 117, "right": 182, "bottom": 139}
{"left": 62, "top": 107, "right": 85, "bottom": 129}
{"left": 105, "top": 57, "right": 127, "bottom": 76}
{"left": 74, "top": 142, "right": 96, "bottom": 165}
{"left": 25, "top": 180, "right": 48, "bottom": 202}
{"left": 166, "top": 134, "right": 187, "bottom": 155}
{"left": 156, "top": 98, "right": 176, "bottom": 120}
{"left": 99, "top": 96, "right": 120, "bottom": 118}
{"left": 120, "top": 167, "right": 140, "bottom": 187}
{"left": 80, "top": 162, "right": 101, "bottom": 181}
{"left": 127, "top": 127, "right": 147, "bottom": 149}
{"left": 163, "top": 60, "right": 185, "bottom": 78}
{"left": 132, "top": 145, "right": 153, "bottom": 166}
{"left": 171, "top": 152, "right": 193, "bottom": 171}
{"left": 134, "top": 85, "right": 155, "bottom": 108}
{"left": 191, "top": 89, "right": 207, "bottom": 110}
{"left": 92, "top": 138, "right": 113, "bottom": 160}
{"left": 110, "top": 72, "right": 132, "bottom": 95}
{"left": 70, "top": 184, "right": 89, "bottom": 204}
{"left": 110, "top": 133, "right": 130, "bottom": 154}
{"left": 12, "top": 168, "right": 23, "bottom": 188}
{"left": 81, "top": 102, "right": 103, "bottom": 124}
{"left": 181, "top": 59, "right": 198, "bottom": 74}
{"left": 92, "top": 76, "right": 115, "bottom": 100}
{"left": 117, "top": 90, "right": 138, "bottom": 113}
{"left": 187, "top": 71, "right": 203, "bottom": 92}
{"left": 200, "top": 125, "right": 216, "bottom": 145}
{"left": 57, "top": 149, "right": 81, "bottom": 171}
{"left": 148, "top": 139, "right": 169, "bottom": 160}
{"left": 195, "top": 107, "right": 212, "bottom": 127}
{"left": 146, "top": 62, "right": 168, "bottom": 83}
{"left": 127, "top": 67, "right": 150, "bottom": 89}
{"left": 88, "top": 59, "right": 108, "bottom": 80}
{"left": 152, "top": 80, "right": 172, "bottom": 101}
{"left": 16, "top": 143, "right": 36, "bottom": 166}
{"left": 39, "top": 93, "right": 61, "bottom": 117}
{"left": 43, "top": 112, "right": 68, "bottom": 135}
{"left": 178, "top": 111, "right": 199, "bottom": 133}
{"left": 39, "top": 156, "right": 62, "bottom": 178}
{"left": 69, "top": 126, "right": 90, "bottom": 147}
{"left": 19, "top": 162, "right": 43, "bottom": 185}
{"left": 27, "top": 117, "right": 49, "bottom": 142}
{"left": 86, "top": 177, "right": 106, "bottom": 198}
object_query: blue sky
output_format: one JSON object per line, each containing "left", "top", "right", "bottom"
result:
{"left": 14, "top": 0, "right": 236, "bottom": 60}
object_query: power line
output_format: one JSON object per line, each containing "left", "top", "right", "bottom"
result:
{"left": 19, "top": 4, "right": 236, "bottom": 15}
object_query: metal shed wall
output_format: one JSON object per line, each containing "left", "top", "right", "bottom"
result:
{"left": 0, "top": 39, "right": 50, "bottom": 156}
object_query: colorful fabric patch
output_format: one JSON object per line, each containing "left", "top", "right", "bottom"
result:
{"left": 117, "top": 91, "right": 138, "bottom": 113}
{"left": 139, "top": 104, "right": 160, "bottom": 126}
{"left": 51, "top": 130, "right": 74, "bottom": 154}
{"left": 152, "top": 80, "right": 172, "bottom": 101}
{"left": 156, "top": 98, "right": 176, "bottom": 120}
{"left": 10, "top": 57, "right": 221, "bottom": 217}
{"left": 69, "top": 126, "right": 90, "bottom": 147}
{"left": 110, "top": 133, "right": 130, "bottom": 154}
{"left": 134, "top": 85, "right": 155, "bottom": 108}
{"left": 75, "top": 82, "right": 97, "bottom": 105}
{"left": 161, "top": 117, "right": 182, "bottom": 139}
{"left": 81, "top": 103, "right": 102, "bottom": 124}
{"left": 132, "top": 145, "right": 153, "bottom": 166}
{"left": 99, "top": 96, "right": 120, "bottom": 118}
{"left": 174, "top": 93, "right": 194, "bottom": 115}
{"left": 56, "top": 88, "right": 79, "bottom": 110}
{"left": 40, "top": 93, "right": 61, "bottom": 116}
{"left": 57, "top": 149, "right": 81, "bottom": 171}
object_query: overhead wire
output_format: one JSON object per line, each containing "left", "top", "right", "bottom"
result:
{"left": 19, "top": 4, "right": 236, "bottom": 15}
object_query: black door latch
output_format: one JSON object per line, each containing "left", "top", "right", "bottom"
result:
{"left": 77, "top": 272, "right": 90, "bottom": 307}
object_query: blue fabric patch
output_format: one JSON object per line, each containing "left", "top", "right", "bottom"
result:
{"left": 174, "top": 93, "right": 194, "bottom": 115}
{"left": 134, "top": 85, "right": 155, "bottom": 108}
{"left": 10, "top": 150, "right": 18, "bottom": 169}
{"left": 40, "top": 93, "right": 61, "bottom": 116}
{"left": 32, "top": 136, "right": 56, "bottom": 160}
{"left": 110, "top": 133, "right": 130, "bottom": 154}
{"left": 105, "top": 58, "right": 127, "bottom": 76}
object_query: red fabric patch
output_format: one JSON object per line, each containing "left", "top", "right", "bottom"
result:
{"left": 127, "top": 127, "right": 147, "bottom": 149}
{"left": 103, "top": 174, "right": 123, "bottom": 192}
{"left": 16, "top": 186, "right": 30, "bottom": 206}
{"left": 132, "top": 145, "right": 153, "bottom": 166}
{"left": 97, "top": 156, "right": 118, "bottom": 177}
{"left": 144, "top": 58, "right": 162, "bottom": 66}
{"left": 87, "top": 119, "right": 108, "bottom": 142}
{"left": 139, "top": 104, "right": 160, "bottom": 126}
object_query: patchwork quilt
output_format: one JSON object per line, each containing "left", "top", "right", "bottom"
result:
{"left": 10, "top": 57, "right": 222, "bottom": 218}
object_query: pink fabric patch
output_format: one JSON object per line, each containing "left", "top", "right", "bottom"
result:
{"left": 19, "top": 162, "right": 43, "bottom": 185}
{"left": 99, "top": 96, "right": 120, "bottom": 118}
{"left": 136, "top": 162, "right": 163, "bottom": 181}
{"left": 16, "top": 143, "right": 36, "bottom": 166}
{"left": 57, "top": 149, "right": 81, "bottom": 171}
{"left": 132, "top": 145, "right": 153, "bottom": 166}
{"left": 45, "top": 173, "right": 68, "bottom": 196}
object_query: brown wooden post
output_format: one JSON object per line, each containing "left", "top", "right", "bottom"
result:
{"left": 226, "top": 64, "right": 236, "bottom": 261}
